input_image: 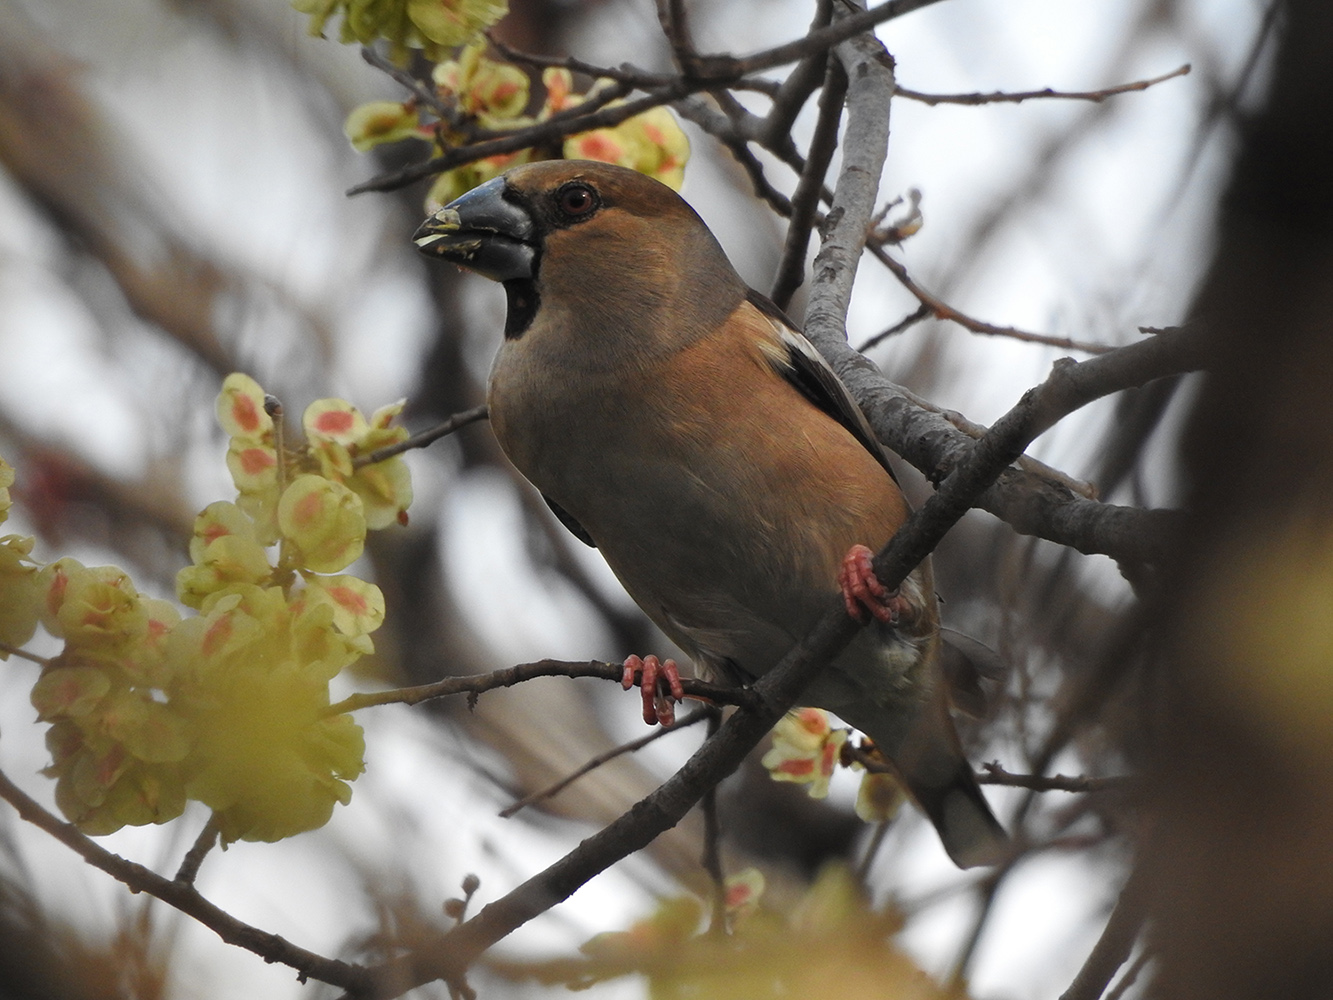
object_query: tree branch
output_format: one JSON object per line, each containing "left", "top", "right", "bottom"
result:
{"left": 1058, "top": 868, "right": 1148, "bottom": 1000}
{"left": 870, "top": 246, "right": 1116, "bottom": 354}
{"left": 352, "top": 405, "right": 488, "bottom": 469}
{"left": 0, "top": 768, "right": 368, "bottom": 993}
{"left": 770, "top": 55, "right": 846, "bottom": 309}
{"left": 328, "top": 659, "right": 758, "bottom": 716}
{"left": 896, "top": 63, "right": 1190, "bottom": 106}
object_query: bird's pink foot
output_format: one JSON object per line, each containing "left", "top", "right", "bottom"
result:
{"left": 839, "top": 544, "right": 913, "bottom": 624}
{"left": 621, "top": 654, "right": 685, "bottom": 726}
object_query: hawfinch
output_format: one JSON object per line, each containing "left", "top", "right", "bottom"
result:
{"left": 414, "top": 160, "right": 1007, "bottom": 868}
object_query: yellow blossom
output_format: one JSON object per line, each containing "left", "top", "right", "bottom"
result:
{"left": 761, "top": 708, "right": 847, "bottom": 799}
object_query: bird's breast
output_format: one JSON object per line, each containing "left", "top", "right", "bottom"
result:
{"left": 486, "top": 314, "right": 921, "bottom": 677}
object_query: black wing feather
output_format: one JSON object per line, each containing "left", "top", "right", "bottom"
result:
{"left": 544, "top": 494, "right": 596, "bottom": 547}
{"left": 746, "top": 289, "right": 899, "bottom": 484}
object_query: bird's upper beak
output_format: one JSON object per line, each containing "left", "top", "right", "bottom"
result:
{"left": 412, "top": 175, "right": 536, "bottom": 282}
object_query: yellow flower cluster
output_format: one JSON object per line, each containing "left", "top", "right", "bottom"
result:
{"left": 761, "top": 708, "right": 904, "bottom": 823}
{"left": 293, "top": 0, "right": 508, "bottom": 63}
{"left": 341, "top": 40, "right": 691, "bottom": 209}
{"left": 6, "top": 373, "right": 412, "bottom": 844}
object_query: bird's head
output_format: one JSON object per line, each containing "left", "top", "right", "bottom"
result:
{"left": 413, "top": 160, "right": 747, "bottom": 345}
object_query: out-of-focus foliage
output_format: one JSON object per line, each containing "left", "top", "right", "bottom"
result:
{"left": 521, "top": 866, "right": 959, "bottom": 1000}
{"left": 293, "top": 0, "right": 509, "bottom": 62}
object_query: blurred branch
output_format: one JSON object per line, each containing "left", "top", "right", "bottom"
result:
{"left": 498, "top": 706, "right": 713, "bottom": 818}
{"left": 848, "top": 748, "right": 1130, "bottom": 792}
{"left": 1058, "top": 868, "right": 1148, "bottom": 1000}
{"left": 173, "top": 815, "right": 221, "bottom": 885}
{"left": 979, "top": 762, "right": 1131, "bottom": 794}
{"left": 897, "top": 63, "right": 1190, "bottom": 106}
{"left": 0, "top": 767, "right": 368, "bottom": 993}
{"left": 0, "top": 8, "right": 236, "bottom": 376}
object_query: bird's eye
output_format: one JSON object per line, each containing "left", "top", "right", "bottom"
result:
{"left": 556, "top": 183, "right": 598, "bottom": 220}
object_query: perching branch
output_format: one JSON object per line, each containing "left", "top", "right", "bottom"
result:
{"left": 328, "top": 659, "right": 758, "bottom": 716}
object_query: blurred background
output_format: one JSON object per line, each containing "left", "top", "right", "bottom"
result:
{"left": 0, "top": 0, "right": 1284, "bottom": 998}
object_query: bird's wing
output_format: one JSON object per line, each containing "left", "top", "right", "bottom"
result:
{"left": 543, "top": 493, "right": 597, "bottom": 548}
{"left": 745, "top": 289, "right": 900, "bottom": 484}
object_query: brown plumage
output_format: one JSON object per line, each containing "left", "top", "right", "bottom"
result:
{"left": 415, "top": 159, "right": 1007, "bottom": 868}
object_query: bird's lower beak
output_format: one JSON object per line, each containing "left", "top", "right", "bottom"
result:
{"left": 412, "top": 175, "right": 536, "bottom": 282}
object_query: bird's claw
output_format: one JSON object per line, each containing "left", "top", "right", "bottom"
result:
{"left": 622, "top": 654, "right": 685, "bottom": 726}
{"left": 839, "top": 544, "right": 914, "bottom": 625}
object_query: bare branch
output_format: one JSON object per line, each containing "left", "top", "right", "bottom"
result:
{"left": 872, "top": 246, "right": 1117, "bottom": 354}
{"left": 857, "top": 302, "right": 932, "bottom": 350}
{"left": 897, "top": 63, "right": 1190, "bottom": 106}
{"left": 174, "top": 814, "right": 221, "bottom": 884}
{"left": 351, "top": 0, "right": 945, "bottom": 195}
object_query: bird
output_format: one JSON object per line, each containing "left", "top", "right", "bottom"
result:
{"left": 413, "top": 159, "right": 1007, "bottom": 868}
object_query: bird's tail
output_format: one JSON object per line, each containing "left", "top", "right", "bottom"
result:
{"left": 849, "top": 683, "right": 1008, "bottom": 869}
{"left": 899, "top": 745, "right": 1009, "bottom": 869}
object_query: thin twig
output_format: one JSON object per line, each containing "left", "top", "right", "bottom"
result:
{"left": 854, "top": 820, "right": 892, "bottom": 884}
{"left": 349, "top": 87, "right": 662, "bottom": 195}
{"left": 846, "top": 749, "right": 1128, "bottom": 793}
{"left": 352, "top": 406, "right": 488, "bottom": 469}
{"left": 896, "top": 64, "right": 1190, "bottom": 107}
{"left": 361, "top": 46, "right": 452, "bottom": 118}
{"left": 871, "top": 246, "right": 1117, "bottom": 354}
{"left": 673, "top": 96, "right": 795, "bottom": 217}
{"left": 0, "top": 641, "right": 51, "bottom": 666}
{"left": 497, "top": 707, "right": 713, "bottom": 818}
{"left": 174, "top": 813, "right": 220, "bottom": 884}
{"left": 857, "top": 302, "right": 931, "bottom": 350}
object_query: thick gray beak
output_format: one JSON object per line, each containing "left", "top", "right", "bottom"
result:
{"left": 412, "top": 175, "right": 536, "bottom": 282}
